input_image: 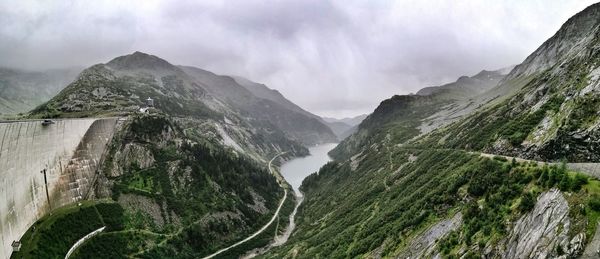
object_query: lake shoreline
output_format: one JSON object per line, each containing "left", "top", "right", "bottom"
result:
{"left": 242, "top": 143, "right": 337, "bottom": 258}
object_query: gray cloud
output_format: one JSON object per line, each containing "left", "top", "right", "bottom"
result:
{"left": 0, "top": 0, "right": 597, "bottom": 117}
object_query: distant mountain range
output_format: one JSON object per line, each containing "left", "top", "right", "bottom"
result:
{"left": 233, "top": 77, "right": 369, "bottom": 141}
{"left": 0, "top": 67, "right": 81, "bottom": 115}
{"left": 322, "top": 114, "right": 368, "bottom": 139}
{"left": 0, "top": 56, "right": 374, "bottom": 143}
{"left": 323, "top": 114, "right": 368, "bottom": 127}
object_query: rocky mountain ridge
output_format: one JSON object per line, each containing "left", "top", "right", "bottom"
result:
{"left": 321, "top": 114, "right": 368, "bottom": 139}
{"left": 416, "top": 68, "right": 510, "bottom": 97}
{"left": 180, "top": 66, "right": 337, "bottom": 145}
{"left": 415, "top": 2, "right": 600, "bottom": 162}
{"left": 330, "top": 67, "right": 509, "bottom": 159}
{"left": 31, "top": 51, "right": 338, "bottom": 160}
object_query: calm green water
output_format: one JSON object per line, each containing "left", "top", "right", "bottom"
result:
{"left": 280, "top": 143, "right": 338, "bottom": 196}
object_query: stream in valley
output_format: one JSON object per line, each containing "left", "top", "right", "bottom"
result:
{"left": 244, "top": 143, "right": 337, "bottom": 257}
{"left": 272, "top": 143, "right": 338, "bottom": 246}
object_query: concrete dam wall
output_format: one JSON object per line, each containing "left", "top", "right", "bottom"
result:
{"left": 0, "top": 118, "right": 118, "bottom": 259}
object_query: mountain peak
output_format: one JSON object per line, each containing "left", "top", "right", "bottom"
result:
{"left": 507, "top": 3, "right": 600, "bottom": 80}
{"left": 106, "top": 51, "right": 175, "bottom": 71}
{"left": 472, "top": 69, "right": 501, "bottom": 80}
{"left": 456, "top": 75, "right": 472, "bottom": 83}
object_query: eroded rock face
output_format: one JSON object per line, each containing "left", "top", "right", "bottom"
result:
{"left": 109, "top": 143, "right": 155, "bottom": 177}
{"left": 502, "top": 189, "right": 577, "bottom": 258}
{"left": 247, "top": 189, "right": 268, "bottom": 214}
{"left": 396, "top": 212, "right": 463, "bottom": 259}
{"left": 118, "top": 193, "right": 166, "bottom": 228}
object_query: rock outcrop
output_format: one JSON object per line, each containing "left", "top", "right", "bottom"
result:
{"left": 397, "top": 212, "right": 463, "bottom": 258}
{"left": 109, "top": 143, "right": 155, "bottom": 177}
{"left": 502, "top": 189, "right": 581, "bottom": 258}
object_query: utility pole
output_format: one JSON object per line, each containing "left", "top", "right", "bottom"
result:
{"left": 41, "top": 169, "right": 52, "bottom": 211}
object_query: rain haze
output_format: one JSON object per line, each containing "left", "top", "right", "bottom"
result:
{"left": 0, "top": 0, "right": 596, "bottom": 118}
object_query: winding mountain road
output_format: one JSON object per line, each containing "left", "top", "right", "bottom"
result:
{"left": 202, "top": 152, "right": 288, "bottom": 259}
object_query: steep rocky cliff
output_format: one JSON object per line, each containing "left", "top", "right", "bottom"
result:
{"left": 89, "top": 114, "right": 286, "bottom": 257}
{"left": 417, "top": 3, "right": 600, "bottom": 162}
{"left": 499, "top": 189, "right": 583, "bottom": 258}
{"left": 264, "top": 3, "right": 600, "bottom": 258}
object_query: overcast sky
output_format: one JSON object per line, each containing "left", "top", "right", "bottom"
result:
{"left": 0, "top": 0, "right": 597, "bottom": 118}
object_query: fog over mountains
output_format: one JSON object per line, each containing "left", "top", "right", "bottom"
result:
{"left": 5, "top": 2, "right": 600, "bottom": 259}
{"left": 1, "top": 1, "right": 597, "bottom": 117}
{"left": 0, "top": 67, "right": 81, "bottom": 115}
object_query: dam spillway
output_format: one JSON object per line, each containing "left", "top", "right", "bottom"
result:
{"left": 0, "top": 118, "right": 118, "bottom": 259}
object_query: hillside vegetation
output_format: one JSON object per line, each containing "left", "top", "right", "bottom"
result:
{"left": 266, "top": 146, "right": 600, "bottom": 257}
{"left": 264, "top": 3, "right": 600, "bottom": 258}
{"left": 15, "top": 114, "right": 295, "bottom": 258}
